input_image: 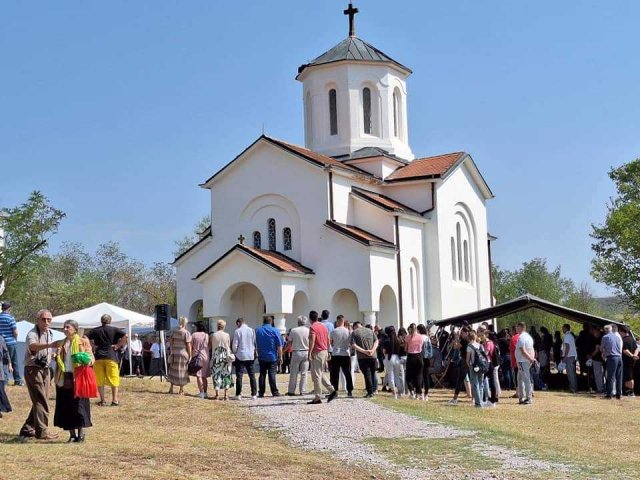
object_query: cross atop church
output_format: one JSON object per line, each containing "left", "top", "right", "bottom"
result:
{"left": 237, "top": 234, "right": 245, "bottom": 245}
{"left": 344, "top": 3, "right": 359, "bottom": 37}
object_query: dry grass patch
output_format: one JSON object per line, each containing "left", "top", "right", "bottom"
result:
{"left": 375, "top": 389, "right": 640, "bottom": 478}
{"left": 0, "top": 378, "right": 372, "bottom": 480}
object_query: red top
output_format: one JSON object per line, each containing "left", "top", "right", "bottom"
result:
{"left": 509, "top": 334, "right": 520, "bottom": 368}
{"left": 309, "top": 322, "right": 330, "bottom": 353}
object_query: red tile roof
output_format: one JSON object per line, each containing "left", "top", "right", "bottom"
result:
{"left": 194, "top": 244, "right": 314, "bottom": 279}
{"left": 265, "top": 137, "right": 374, "bottom": 176}
{"left": 351, "top": 187, "right": 421, "bottom": 216}
{"left": 385, "top": 152, "right": 465, "bottom": 182}
{"left": 325, "top": 220, "right": 395, "bottom": 249}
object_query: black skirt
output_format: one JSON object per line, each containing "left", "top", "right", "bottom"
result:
{"left": 0, "top": 381, "right": 11, "bottom": 412}
{"left": 54, "top": 374, "right": 92, "bottom": 430}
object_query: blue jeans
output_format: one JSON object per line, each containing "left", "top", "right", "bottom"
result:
{"left": 5, "top": 343, "right": 21, "bottom": 384}
{"left": 501, "top": 354, "right": 513, "bottom": 389}
{"left": 235, "top": 360, "right": 257, "bottom": 397}
{"left": 565, "top": 356, "right": 577, "bottom": 393}
{"left": 518, "top": 361, "right": 533, "bottom": 402}
{"left": 258, "top": 360, "right": 279, "bottom": 396}
{"left": 605, "top": 356, "right": 622, "bottom": 398}
{"left": 469, "top": 369, "right": 484, "bottom": 406}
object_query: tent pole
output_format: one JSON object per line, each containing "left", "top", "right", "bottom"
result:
{"left": 128, "top": 321, "right": 133, "bottom": 376}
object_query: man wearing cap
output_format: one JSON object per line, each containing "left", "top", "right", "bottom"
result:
{"left": 0, "top": 301, "right": 22, "bottom": 386}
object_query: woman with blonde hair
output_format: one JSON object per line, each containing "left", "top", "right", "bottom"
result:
{"left": 167, "top": 316, "right": 192, "bottom": 395}
{"left": 210, "top": 319, "right": 232, "bottom": 400}
{"left": 54, "top": 319, "right": 95, "bottom": 442}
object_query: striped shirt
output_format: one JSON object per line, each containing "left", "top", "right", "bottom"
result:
{"left": 0, "top": 312, "right": 17, "bottom": 346}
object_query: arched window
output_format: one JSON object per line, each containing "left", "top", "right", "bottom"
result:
{"left": 283, "top": 227, "right": 292, "bottom": 251}
{"left": 463, "top": 240, "right": 470, "bottom": 282}
{"left": 305, "top": 91, "right": 313, "bottom": 144}
{"left": 409, "top": 266, "right": 415, "bottom": 309}
{"left": 393, "top": 88, "right": 401, "bottom": 138}
{"left": 451, "top": 237, "right": 457, "bottom": 280}
{"left": 363, "top": 87, "right": 372, "bottom": 134}
{"left": 268, "top": 218, "right": 276, "bottom": 251}
{"left": 329, "top": 89, "right": 338, "bottom": 136}
{"left": 456, "top": 223, "right": 463, "bottom": 281}
{"left": 253, "top": 231, "right": 261, "bottom": 249}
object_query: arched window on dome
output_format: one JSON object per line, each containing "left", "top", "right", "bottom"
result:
{"left": 253, "top": 231, "right": 261, "bottom": 249}
{"left": 283, "top": 227, "right": 292, "bottom": 251}
{"left": 393, "top": 88, "right": 402, "bottom": 138}
{"left": 268, "top": 218, "right": 276, "bottom": 251}
{"left": 363, "top": 87, "right": 372, "bottom": 134}
{"left": 451, "top": 237, "right": 457, "bottom": 281}
{"left": 329, "top": 89, "right": 338, "bottom": 136}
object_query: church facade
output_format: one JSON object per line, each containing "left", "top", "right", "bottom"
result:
{"left": 175, "top": 5, "right": 494, "bottom": 332}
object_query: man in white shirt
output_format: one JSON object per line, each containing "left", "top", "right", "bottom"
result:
{"left": 562, "top": 324, "right": 578, "bottom": 393}
{"left": 130, "top": 333, "right": 144, "bottom": 377}
{"left": 232, "top": 317, "right": 257, "bottom": 399}
{"left": 286, "top": 316, "right": 310, "bottom": 396}
{"left": 330, "top": 315, "right": 353, "bottom": 397}
{"left": 515, "top": 322, "right": 536, "bottom": 405}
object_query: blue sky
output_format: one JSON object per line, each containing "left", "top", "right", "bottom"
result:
{"left": 1, "top": 1, "right": 638, "bottom": 296}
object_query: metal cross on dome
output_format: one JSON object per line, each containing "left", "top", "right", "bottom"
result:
{"left": 344, "top": 3, "right": 359, "bottom": 37}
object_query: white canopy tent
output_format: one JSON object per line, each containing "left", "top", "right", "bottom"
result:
{"left": 51, "top": 302, "right": 155, "bottom": 376}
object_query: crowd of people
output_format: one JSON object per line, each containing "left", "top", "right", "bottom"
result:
{"left": 2, "top": 298, "right": 640, "bottom": 442}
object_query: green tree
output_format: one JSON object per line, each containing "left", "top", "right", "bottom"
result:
{"left": 0, "top": 191, "right": 65, "bottom": 302}
{"left": 174, "top": 215, "right": 210, "bottom": 258}
{"left": 492, "top": 258, "right": 597, "bottom": 331}
{"left": 591, "top": 158, "right": 640, "bottom": 312}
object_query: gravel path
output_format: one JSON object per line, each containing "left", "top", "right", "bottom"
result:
{"left": 240, "top": 395, "right": 573, "bottom": 480}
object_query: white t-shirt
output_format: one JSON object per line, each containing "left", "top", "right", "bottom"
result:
{"left": 563, "top": 332, "right": 577, "bottom": 358}
{"left": 151, "top": 343, "right": 161, "bottom": 359}
{"left": 515, "top": 332, "right": 534, "bottom": 363}
{"left": 130, "top": 339, "right": 143, "bottom": 355}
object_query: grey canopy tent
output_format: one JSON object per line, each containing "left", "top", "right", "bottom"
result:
{"left": 431, "top": 294, "right": 625, "bottom": 329}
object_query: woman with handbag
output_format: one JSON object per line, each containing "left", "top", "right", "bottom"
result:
{"left": 167, "top": 316, "right": 192, "bottom": 395}
{"left": 210, "top": 319, "right": 233, "bottom": 400}
{"left": 190, "top": 322, "right": 210, "bottom": 399}
{"left": 53, "top": 319, "right": 95, "bottom": 443}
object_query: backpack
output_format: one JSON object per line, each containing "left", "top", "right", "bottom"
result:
{"left": 472, "top": 345, "right": 490, "bottom": 374}
{"left": 422, "top": 336, "right": 433, "bottom": 359}
{"left": 489, "top": 342, "right": 500, "bottom": 368}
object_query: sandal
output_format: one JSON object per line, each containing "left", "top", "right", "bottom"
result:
{"left": 96, "top": 401, "right": 106, "bottom": 407}
{"left": 110, "top": 402, "right": 120, "bottom": 407}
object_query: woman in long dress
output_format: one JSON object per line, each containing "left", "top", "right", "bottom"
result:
{"left": 210, "top": 319, "right": 232, "bottom": 400}
{"left": 191, "top": 322, "right": 210, "bottom": 399}
{"left": 167, "top": 316, "right": 192, "bottom": 395}
{"left": 53, "top": 319, "right": 94, "bottom": 442}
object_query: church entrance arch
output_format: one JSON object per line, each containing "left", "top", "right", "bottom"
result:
{"left": 288, "top": 290, "right": 310, "bottom": 331}
{"left": 331, "top": 289, "right": 360, "bottom": 324}
{"left": 221, "top": 282, "right": 266, "bottom": 330}
{"left": 378, "top": 285, "right": 399, "bottom": 329}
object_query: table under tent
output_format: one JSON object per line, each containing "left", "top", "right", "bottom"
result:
{"left": 50, "top": 302, "right": 155, "bottom": 376}
{"left": 426, "top": 293, "right": 627, "bottom": 390}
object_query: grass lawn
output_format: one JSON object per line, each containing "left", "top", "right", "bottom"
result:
{"left": 0, "top": 377, "right": 372, "bottom": 480}
{"left": 374, "top": 388, "right": 640, "bottom": 478}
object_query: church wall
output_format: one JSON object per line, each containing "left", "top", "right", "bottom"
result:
{"left": 210, "top": 141, "right": 329, "bottom": 265}
{"left": 332, "top": 173, "right": 354, "bottom": 225}
{"left": 175, "top": 240, "right": 212, "bottom": 320}
{"left": 397, "top": 217, "right": 426, "bottom": 325}
{"left": 422, "top": 210, "right": 443, "bottom": 321}
{"left": 352, "top": 198, "right": 395, "bottom": 243}
{"left": 435, "top": 164, "right": 491, "bottom": 319}
{"left": 369, "top": 250, "right": 399, "bottom": 314}
{"left": 382, "top": 181, "right": 433, "bottom": 213}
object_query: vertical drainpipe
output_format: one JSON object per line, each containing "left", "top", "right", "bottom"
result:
{"left": 395, "top": 216, "right": 404, "bottom": 328}
{"left": 328, "top": 170, "right": 334, "bottom": 221}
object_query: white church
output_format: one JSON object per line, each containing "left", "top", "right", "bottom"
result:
{"left": 175, "top": 4, "right": 494, "bottom": 333}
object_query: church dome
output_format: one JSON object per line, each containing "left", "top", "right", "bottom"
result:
{"left": 297, "top": 36, "right": 411, "bottom": 78}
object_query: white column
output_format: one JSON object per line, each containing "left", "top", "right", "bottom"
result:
{"left": 272, "top": 314, "right": 287, "bottom": 334}
{"left": 362, "top": 311, "right": 377, "bottom": 327}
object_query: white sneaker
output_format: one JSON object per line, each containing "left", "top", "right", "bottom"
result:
{"left": 231, "top": 395, "right": 242, "bottom": 401}
{"left": 424, "top": 395, "right": 429, "bottom": 402}
{"left": 250, "top": 395, "right": 257, "bottom": 400}
{"left": 448, "top": 398, "right": 459, "bottom": 405}
{"left": 197, "top": 392, "right": 205, "bottom": 399}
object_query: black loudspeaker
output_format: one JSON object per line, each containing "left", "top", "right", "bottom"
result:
{"left": 154, "top": 304, "right": 171, "bottom": 331}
